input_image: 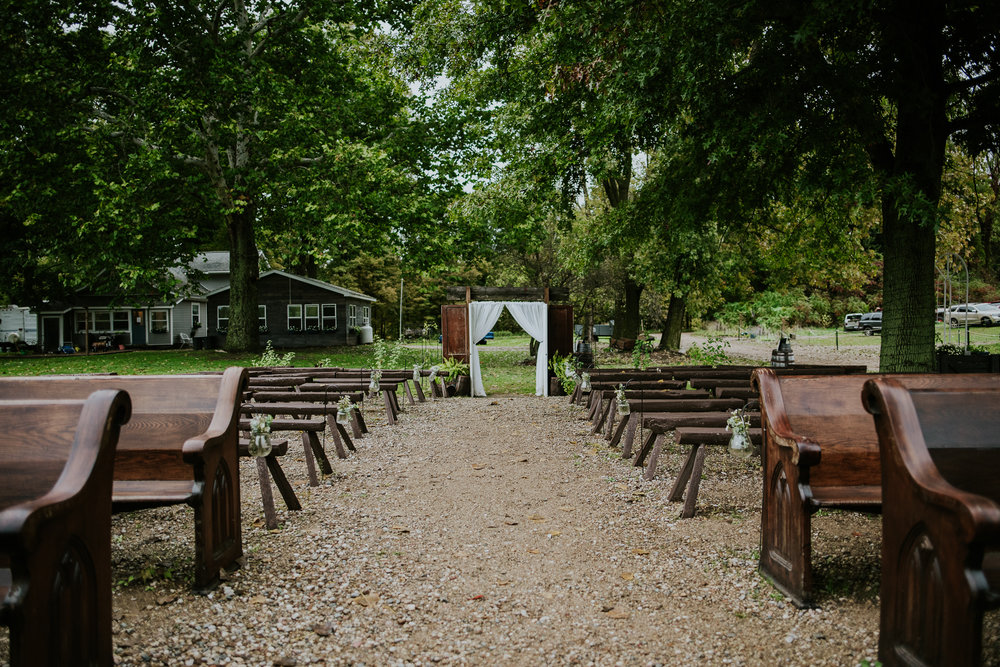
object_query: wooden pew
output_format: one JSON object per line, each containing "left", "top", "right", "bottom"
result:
{"left": 752, "top": 369, "right": 1000, "bottom": 607}
{"left": 0, "top": 390, "right": 131, "bottom": 667}
{"left": 0, "top": 369, "right": 248, "bottom": 592}
{"left": 863, "top": 378, "right": 1000, "bottom": 667}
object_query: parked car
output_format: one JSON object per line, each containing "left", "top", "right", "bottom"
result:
{"left": 843, "top": 313, "right": 863, "bottom": 331}
{"left": 947, "top": 303, "right": 1000, "bottom": 326}
{"left": 859, "top": 311, "right": 882, "bottom": 335}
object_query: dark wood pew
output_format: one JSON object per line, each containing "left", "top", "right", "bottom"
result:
{"left": 0, "top": 390, "right": 131, "bottom": 667}
{"left": 863, "top": 378, "right": 1000, "bottom": 667}
{"left": 753, "top": 369, "right": 1000, "bottom": 607}
{"left": 0, "top": 369, "right": 248, "bottom": 592}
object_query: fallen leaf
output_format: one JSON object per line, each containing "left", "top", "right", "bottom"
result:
{"left": 547, "top": 531, "right": 562, "bottom": 538}
{"left": 604, "top": 607, "right": 630, "bottom": 619}
{"left": 453, "top": 551, "right": 469, "bottom": 558}
{"left": 526, "top": 548, "right": 540, "bottom": 554}
{"left": 353, "top": 593, "right": 380, "bottom": 607}
{"left": 504, "top": 520, "right": 519, "bottom": 526}
{"left": 390, "top": 525, "right": 410, "bottom": 533}
{"left": 250, "top": 595, "right": 267, "bottom": 605}
{"left": 632, "top": 548, "right": 650, "bottom": 555}
{"left": 527, "top": 514, "right": 546, "bottom": 522}
{"left": 471, "top": 464, "right": 486, "bottom": 470}
{"left": 468, "top": 594, "right": 484, "bottom": 601}
{"left": 615, "top": 483, "right": 629, "bottom": 491}
{"left": 312, "top": 622, "right": 334, "bottom": 637}
{"left": 497, "top": 580, "right": 512, "bottom": 586}
{"left": 621, "top": 572, "right": 634, "bottom": 581}
{"left": 156, "top": 594, "right": 178, "bottom": 606}
{"left": 559, "top": 506, "right": 575, "bottom": 512}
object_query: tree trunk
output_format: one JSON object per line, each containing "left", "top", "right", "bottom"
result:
{"left": 612, "top": 277, "right": 643, "bottom": 340}
{"left": 659, "top": 293, "right": 686, "bottom": 351}
{"left": 878, "top": 3, "right": 946, "bottom": 373}
{"left": 225, "top": 207, "right": 260, "bottom": 353}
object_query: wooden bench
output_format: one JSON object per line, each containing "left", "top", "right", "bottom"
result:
{"left": 0, "top": 369, "right": 248, "bottom": 592}
{"left": 0, "top": 390, "right": 130, "bottom": 666}
{"left": 753, "top": 369, "right": 1000, "bottom": 607}
{"left": 863, "top": 378, "right": 1000, "bottom": 666}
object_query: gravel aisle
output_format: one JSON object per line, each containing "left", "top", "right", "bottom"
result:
{"left": 6, "top": 394, "right": 888, "bottom": 666}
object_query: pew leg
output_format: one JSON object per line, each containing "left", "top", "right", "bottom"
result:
{"left": 354, "top": 407, "right": 369, "bottom": 434}
{"left": 300, "top": 432, "right": 319, "bottom": 486}
{"left": 256, "top": 456, "right": 279, "bottom": 530}
{"left": 412, "top": 379, "right": 426, "bottom": 402}
{"left": 680, "top": 445, "right": 710, "bottom": 518}
{"left": 633, "top": 431, "right": 658, "bottom": 467}
{"left": 324, "top": 417, "right": 349, "bottom": 459}
{"left": 669, "top": 444, "right": 698, "bottom": 501}
{"left": 604, "top": 408, "right": 617, "bottom": 440}
{"left": 306, "top": 431, "right": 333, "bottom": 476}
{"left": 337, "top": 422, "right": 356, "bottom": 452}
{"left": 621, "top": 416, "right": 640, "bottom": 459}
{"left": 643, "top": 434, "right": 665, "bottom": 481}
{"left": 266, "top": 454, "right": 301, "bottom": 511}
{"left": 383, "top": 391, "right": 397, "bottom": 425}
{"left": 610, "top": 413, "right": 630, "bottom": 449}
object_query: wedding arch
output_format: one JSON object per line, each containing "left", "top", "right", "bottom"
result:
{"left": 441, "top": 287, "right": 573, "bottom": 398}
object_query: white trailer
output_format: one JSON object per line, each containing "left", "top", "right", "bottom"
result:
{"left": 0, "top": 306, "right": 38, "bottom": 346}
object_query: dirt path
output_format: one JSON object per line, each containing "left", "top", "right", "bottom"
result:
{"left": 83, "top": 392, "right": 895, "bottom": 666}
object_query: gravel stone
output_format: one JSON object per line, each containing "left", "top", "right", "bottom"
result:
{"left": 3, "top": 379, "right": 998, "bottom": 664}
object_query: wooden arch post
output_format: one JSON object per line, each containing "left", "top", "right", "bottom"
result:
{"left": 441, "top": 286, "right": 573, "bottom": 365}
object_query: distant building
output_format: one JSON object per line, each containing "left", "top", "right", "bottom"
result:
{"left": 26, "top": 252, "right": 375, "bottom": 351}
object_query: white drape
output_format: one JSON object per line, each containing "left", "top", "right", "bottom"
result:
{"left": 504, "top": 301, "right": 549, "bottom": 397}
{"left": 469, "top": 302, "right": 506, "bottom": 397}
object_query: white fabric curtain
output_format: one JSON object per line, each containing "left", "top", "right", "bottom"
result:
{"left": 504, "top": 301, "right": 549, "bottom": 397}
{"left": 468, "top": 302, "right": 506, "bottom": 397}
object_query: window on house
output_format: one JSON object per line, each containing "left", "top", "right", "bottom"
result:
{"left": 287, "top": 304, "right": 303, "bottom": 331}
{"left": 93, "top": 310, "right": 112, "bottom": 331}
{"left": 362, "top": 306, "right": 371, "bottom": 326}
{"left": 112, "top": 311, "right": 129, "bottom": 331}
{"left": 150, "top": 310, "right": 168, "bottom": 334}
{"left": 217, "top": 305, "right": 230, "bottom": 331}
{"left": 75, "top": 311, "right": 88, "bottom": 332}
{"left": 304, "top": 304, "right": 320, "bottom": 330}
{"left": 258, "top": 305, "right": 267, "bottom": 330}
{"left": 321, "top": 304, "right": 337, "bottom": 330}
{"left": 191, "top": 303, "right": 202, "bottom": 329}
{"left": 348, "top": 304, "right": 357, "bottom": 327}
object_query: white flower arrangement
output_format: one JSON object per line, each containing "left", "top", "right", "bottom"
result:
{"left": 615, "top": 383, "right": 630, "bottom": 415}
{"left": 726, "top": 409, "right": 748, "bottom": 437}
{"left": 726, "top": 409, "right": 751, "bottom": 457}
{"left": 248, "top": 414, "right": 273, "bottom": 458}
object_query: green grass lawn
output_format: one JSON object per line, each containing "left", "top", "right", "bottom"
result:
{"left": 0, "top": 344, "right": 538, "bottom": 395}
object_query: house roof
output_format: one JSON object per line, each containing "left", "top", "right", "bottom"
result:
{"left": 190, "top": 251, "right": 234, "bottom": 275}
{"left": 206, "top": 270, "right": 377, "bottom": 303}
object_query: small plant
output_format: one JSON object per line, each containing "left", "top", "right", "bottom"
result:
{"left": 687, "top": 335, "right": 731, "bottom": 366}
{"left": 254, "top": 340, "right": 295, "bottom": 367}
{"left": 549, "top": 352, "right": 578, "bottom": 394}
{"left": 439, "top": 356, "right": 470, "bottom": 381}
{"left": 632, "top": 334, "right": 654, "bottom": 370}
{"left": 371, "top": 335, "right": 403, "bottom": 370}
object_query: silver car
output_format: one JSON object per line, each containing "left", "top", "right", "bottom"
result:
{"left": 948, "top": 303, "right": 1000, "bottom": 326}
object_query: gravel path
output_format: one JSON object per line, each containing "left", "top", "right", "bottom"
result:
{"left": 51, "top": 391, "right": 892, "bottom": 667}
{"left": 681, "top": 333, "right": 882, "bottom": 371}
